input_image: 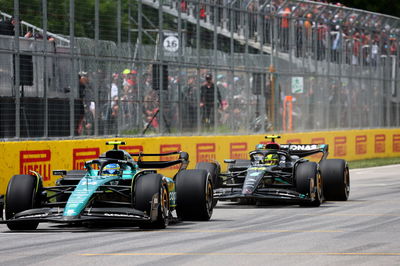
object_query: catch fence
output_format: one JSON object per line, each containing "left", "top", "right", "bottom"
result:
{"left": 0, "top": 0, "right": 399, "bottom": 139}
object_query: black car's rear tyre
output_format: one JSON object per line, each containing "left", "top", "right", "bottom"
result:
{"left": 5, "top": 174, "right": 41, "bottom": 230}
{"left": 320, "top": 159, "right": 350, "bottom": 201}
{"left": 134, "top": 173, "right": 169, "bottom": 229}
{"left": 295, "top": 162, "right": 322, "bottom": 207}
{"left": 176, "top": 169, "right": 213, "bottom": 221}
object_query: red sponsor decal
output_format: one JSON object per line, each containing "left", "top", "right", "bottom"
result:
{"left": 355, "top": 135, "right": 367, "bottom": 155}
{"left": 196, "top": 143, "right": 216, "bottom": 162}
{"left": 375, "top": 135, "right": 385, "bottom": 153}
{"left": 230, "top": 143, "right": 247, "bottom": 159}
{"left": 160, "top": 144, "right": 181, "bottom": 170}
{"left": 20, "top": 150, "right": 51, "bottom": 181}
{"left": 393, "top": 134, "right": 400, "bottom": 152}
{"left": 334, "top": 136, "right": 347, "bottom": 157}
{"left": 73, "top": 148, "right": 100, "bottom": 170}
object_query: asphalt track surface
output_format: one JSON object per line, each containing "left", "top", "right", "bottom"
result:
{"left": 0, "top": 165, "right": 400, "bottom": 266}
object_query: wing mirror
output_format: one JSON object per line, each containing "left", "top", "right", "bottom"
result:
{"left": 53, "top": 170, "right": 67, "bottom": 176}
{"left": 179, "top": 152, "right": 189, "bottom": 161}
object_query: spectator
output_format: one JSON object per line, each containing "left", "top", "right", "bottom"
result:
{"left": 200, "top": 73, "right": 222, "bottom": 128}
{"left": 279, "top": 6, "right": 291, "bottom": 51}
{"left": 24, "top": 30, "right": 56, "bottom": 42}
{"left": 102, "top": 73, "right": 119, "bottom": 134}
{"left": 182, "top": 75, "right": 198, "bottom": 131}
{"left": 180, "top": 1, "right": 187, "bottom": 12}
{"left": 77, "top": 72, "right": 95, "bottom": 135}
{"left": 0, "top": 16, "right": 15, "bottom": 36}
{"left": 143, "top": 90, "right": 159, "bottom": 132}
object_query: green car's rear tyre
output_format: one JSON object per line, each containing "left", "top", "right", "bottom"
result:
{"left": 176, "top": 169, "right": 213, "bottom": 221}
{"left": 6, "top": 174, "right": 41, "bottom": 230}
{"left": 195, "top": 162, "right": 220, "bottom": 207}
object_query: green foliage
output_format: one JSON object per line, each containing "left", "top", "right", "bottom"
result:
{"left": 348, "top": 157, "right": 400, "bottom": 169}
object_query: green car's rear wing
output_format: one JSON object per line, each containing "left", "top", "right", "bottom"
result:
{"left": 280, "top": 144, "right": 329, "bottom": 160}
{"left": 130, "top": 151, "right": 189, "bottom": 170}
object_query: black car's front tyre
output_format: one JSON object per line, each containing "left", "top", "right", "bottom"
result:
{"left": 295, "top": 162, "right": 322, "bottom": 207}
{"left": 320, "top": 159, "right": 350, "bottom": 201}
{"left": 5, "top": 174, "right": 42, "bottom": 230}
{"left": 176, "top": 169, "right": 213, "bottom": 221}
{"left": 134, "top": 173, "right": 169, "bottom": 229}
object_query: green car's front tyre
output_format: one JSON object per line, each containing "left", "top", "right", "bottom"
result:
{"left": 5, "top": 175, "right": 41, "bottom": 230}
{"left": 175, "top": 169, "right": 214, "bottom": 221}
{"left": 134, "top": 173, "right": 169, "bottom": 229}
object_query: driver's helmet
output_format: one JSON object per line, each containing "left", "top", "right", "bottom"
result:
{"left": 264, "top": 154, "right": 279, "bottom": 165}
{"left": 102, "top": 163, "right": 120, "bottom": 176}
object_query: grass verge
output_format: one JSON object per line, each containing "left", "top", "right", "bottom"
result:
{"left": 348, "top": 157, "right": 400, "bottom": 169}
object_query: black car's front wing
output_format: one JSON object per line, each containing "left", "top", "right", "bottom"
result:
{"left": 214, "top": 188, "right": 311, "bottom": 203}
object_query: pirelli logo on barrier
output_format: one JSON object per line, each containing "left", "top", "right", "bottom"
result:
{"left": 230, "top": 142, "right": 247, "bottom": 159}
{"left": 375, "top": 135, "right": 385, "bottom": 153}
{"left": 197, "top": 143, "right": 216, "bottom": 162}
{"left": 334, "top": 136, "right": 346, "bottom": 157}
{"left": 20, "top": 150, "right": 51, "bottom": 181}
{"left": 160, "top": 144, "right": 181, "bottom": 170}
{"left": 287, "top": 139, "right": 301, "bottom": 144}
{"left": 73, "top": 148, "right": 100, "bottom": 170}
{"left": 355, "top": 135, "right": 367, "bottom": 155}
{"left": 393, "top": 134, "right": 400, "bottom": 152}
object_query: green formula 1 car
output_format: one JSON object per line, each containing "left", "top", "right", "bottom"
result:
{"left": 1, "top": 141, "right": 214, "bottom": 230}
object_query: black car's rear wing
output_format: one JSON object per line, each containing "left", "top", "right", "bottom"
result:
{"left": 280, "top": 144, "right": 329, "bottom": 160}
{"left": 130, "top": 151, "right": 189, "bottom": 170}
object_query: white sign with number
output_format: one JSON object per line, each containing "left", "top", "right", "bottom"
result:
{"left": 291, "top": 77, "right": 304, "bottom": 94}
{"left": 163, "top": 35, "right": 179, "bottom": 53}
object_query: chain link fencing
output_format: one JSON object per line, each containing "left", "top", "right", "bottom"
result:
{"left": 0, "top": 0, "right": 399, "bottom": 139}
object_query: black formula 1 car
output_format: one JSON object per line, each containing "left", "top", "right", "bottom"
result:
{"left": 1, "top": 141, "right": 214, "bottom": 231}
{"left": 196, "top": 136, "right": 350, "bottom": 207}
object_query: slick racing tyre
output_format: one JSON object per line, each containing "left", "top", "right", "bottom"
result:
{"left": 295, "top": 162, "right": 322, "bottom": 207}
{"left": 195, "top": 162, "right": 221, "bottom": 188}
{"left": 5, "top": 174, "right": 42, "bottom": 230}
{"left": 195, "top": 162, "right": 221, "bottom": 208}
{"left": 176, "top": 169, "right": 213, "bottom": 221}
{"left": 134, "top": 173, "right": 169, "bottom": 229}
{"left": 320, "top": 159, "right": 350, "bottom": 201}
